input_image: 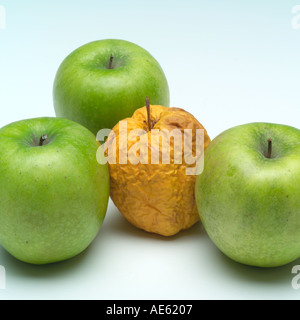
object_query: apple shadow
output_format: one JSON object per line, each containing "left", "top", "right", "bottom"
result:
{"left": 0, "top": 210, "right": 112, "bottom": 281}
{"left": 209, "top": 243, "right": 300, "bottom": 286}
{"left": 106, "top": 204, "right": 207, "bottom": 242}
{"left": 108, "top": 204, "right": 300, "bottom": 286}
{"left": 0, "top": 240, "right": 95, "bottom": 280}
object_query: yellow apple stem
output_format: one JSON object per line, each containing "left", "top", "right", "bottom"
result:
{"left": 266, "top": 138, "right": 272, "bottom": 159}
{"left": 39, "top": 135, "right": 48, "bottom": 146}
{"left": 108, "top": 54, "right": 114, "bottom": 69}
{"left": 146, "top": 96, "right": 152, "bottom": 132}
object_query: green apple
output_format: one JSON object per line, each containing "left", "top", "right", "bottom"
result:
{"left": 53, "top": 39, "right": 170, "bottom": 135}
{"left": 0, "top": 117, "right": 109, "bottom": 265}
{"left": 196, "top": 122, "right": 300, "bottom": 268}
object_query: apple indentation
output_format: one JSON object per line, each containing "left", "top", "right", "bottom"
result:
{"left": 29, "top": 134, "right": 51, "bottom": 147}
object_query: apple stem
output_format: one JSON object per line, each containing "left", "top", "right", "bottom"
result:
{"left": 266, "top": 138, "right": 272, "bottom": 159}
{"left": 146, "top": 96, "right": 152, "bottom": 132}
{"left": 108, "top": 54, "right": 114, "bottom": 69}
{"left": 39, "top": 135, "right": 48, "bottom": 146}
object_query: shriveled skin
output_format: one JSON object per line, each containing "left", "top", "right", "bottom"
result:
{"left": 105, "top": 105, "right": 211, "bottom": 236}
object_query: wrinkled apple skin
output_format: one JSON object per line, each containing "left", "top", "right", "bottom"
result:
{"left": 106, "top": 105, "right": 210, "bottom": 236}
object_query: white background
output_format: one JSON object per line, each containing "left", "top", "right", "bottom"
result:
{"left": 0, "top": 0, "right": 300, "bottom": 300}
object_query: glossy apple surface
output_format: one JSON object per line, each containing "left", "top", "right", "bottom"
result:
{"left": 53, "top": 39, "right": 170, "bottom": 135}
{"left": 196, "top": 122, "right": 300, "bottom": 267}
{"left": 0, "top": 117, "right": 109, "bottom": 264}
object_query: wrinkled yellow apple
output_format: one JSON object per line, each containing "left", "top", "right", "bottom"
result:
{"left": 105, "top": 101, "right": 211, "bottom": 236}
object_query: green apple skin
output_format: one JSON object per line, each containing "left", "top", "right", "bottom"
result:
{"left": 196, "top": 122, "right": 300, "bottom": 268}
{"left": 0, "top": 117, "right": 109, "bottom": 265}
{"left": 53, "top": 39, "right": 170, "bottom": 135}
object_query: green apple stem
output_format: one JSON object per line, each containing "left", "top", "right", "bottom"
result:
{"left": 146, "top": 96, "right": 152, "bottom": 132}
{"left": 266, "top": 138, "right": 272, "bottom": 159}
{"left": 108, "top": 54, "right": 114, "bottom": 69}
{"left": 39, "top": 135, "right": 48, "bottom": 146}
